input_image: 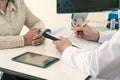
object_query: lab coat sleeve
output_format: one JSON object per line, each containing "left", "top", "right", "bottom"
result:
{"left": 98, "top": 30, "right": 117, "bottom": 44}
{"left": 62, "top": 29, "right": 120, "bottom": 80}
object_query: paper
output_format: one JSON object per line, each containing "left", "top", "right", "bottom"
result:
{"left": 47, "top": 24, "right": 100, "bottom": 50}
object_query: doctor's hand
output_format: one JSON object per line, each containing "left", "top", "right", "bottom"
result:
{"left": 53, "top": 36, "right": 72, "bottom": 53}
{"left": 74, "top": 23, "right": 99, "bottom": 42}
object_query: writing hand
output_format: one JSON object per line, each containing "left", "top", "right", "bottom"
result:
{"left": 74, "top": 23, "right": 99, "bottom": 41}
{"left": 53, "top": 36, "right": 72, "bottom": 53}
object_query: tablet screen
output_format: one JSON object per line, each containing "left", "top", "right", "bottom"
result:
{"left": 12, "top": 52, "right": 59, "bottom": 68}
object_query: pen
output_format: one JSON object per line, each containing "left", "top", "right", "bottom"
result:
{"left": 72, "top": 44, "right": 81, "bottom": 49}
{"left": 72, "top": 20, "right": 89, "bottom": 34}
{"left": 43, "top": 30, "right": 81, "bottom": 49}
{"left": 80, "top": 20, "right": 89, "bottom": 27}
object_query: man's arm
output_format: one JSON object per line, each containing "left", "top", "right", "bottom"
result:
{"left": 22, "top": 0, "right": 45, "bottom": 46}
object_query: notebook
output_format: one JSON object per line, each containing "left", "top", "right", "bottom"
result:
{"left": 46, "top": 24, "right": 101, "bottom": 50}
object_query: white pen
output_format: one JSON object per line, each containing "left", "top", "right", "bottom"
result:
{"left": 72, "top": 20, "right": 89, "bottom": 34}
{"left": 80, "top": 20, "right": 89, "bottom": 27}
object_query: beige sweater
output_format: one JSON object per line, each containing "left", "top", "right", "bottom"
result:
{"left": 0, "top": 0, "right": 45, "bottom": 49}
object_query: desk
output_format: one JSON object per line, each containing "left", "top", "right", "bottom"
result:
{"left": 0, "top": 39, "right": 88, "bottom": 80}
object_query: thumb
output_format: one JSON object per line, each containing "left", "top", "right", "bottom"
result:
{"left": 75, "top": 23, "right": 82, "bottom": 27}
{"left": 59, "top": 36, "right": 64, "bottom": 39}
{"left": 75, "top": 26, "right": 84, "bottom": 32}
{"left": 31, "top": 27, "right": 36, "bottom": 30}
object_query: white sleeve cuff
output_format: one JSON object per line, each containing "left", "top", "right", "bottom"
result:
{"left": 62, "top": 46, "right": 80, "bottom": 67}
{"left": 98, "top": 30, "right": 116, "bottom": 43}
{"left": 16, "top": 36, "right": 25, "bottom": 47}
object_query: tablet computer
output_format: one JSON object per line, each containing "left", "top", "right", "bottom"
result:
{"left": 12, "top": 52, "right": 59, "bottom": 68}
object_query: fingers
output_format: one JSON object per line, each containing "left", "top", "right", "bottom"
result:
{"left": 53, "top": 40, "right": 59, "bottom": 45}
{"left": 33, "top": 32, "right": 43, "bottom": 40}
{"left": 31, "top": 27, "right": 41, "bottom": 31}
{"left": 53, "top": 36, "right": 72, "bottom": 53}
{"left": 80, "top": 35, "right": 88, "bottom": 40}
{"left": 53, "top": 36, "right": 69, "bottom": 45}
{"left": 32, "top": 36, "right": 45, "bottom": 46}
{"left": 75, "top": 31, "right": 83, "bottom": 37}
{"left": 31, "top": 28, "right": 45, "bottom": 46}
{"left": 53, "top": 36, "right": 65, "bottom": 44}
{"left": 59, "top": 36, "right": 66, "bottom": 40}
{"left": 74, "top": 23, "right": 84, "bottom": 36}
{"left": 74, "top": 23, "right": 89, "bottom": 37}
{"left": 74, "top": 27, "right": 83, "bottom": 37}
{"left": 74, "top": 24, "right": 83, "bottom": 31}
{"left": 31, "top": 27, "right": 36, "bottom": 31}
{"left": 24, "top": 27, "right": 45, "bottom": 46}
{"left": 31, "top": 27, "right": 41, "bottom": 34}
{"left": 74, "top": 23, "right": 82, "bottom": 28}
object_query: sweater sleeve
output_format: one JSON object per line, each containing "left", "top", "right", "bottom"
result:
{"left": 0, "top": 36, "right": 24, "bottom": 49}
{"left": 23, "top": 0, "right": 45, "bottom": 29}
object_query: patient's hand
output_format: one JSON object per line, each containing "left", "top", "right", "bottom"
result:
{"left": 23, "top": 28, "right": 45, "bottom": 46}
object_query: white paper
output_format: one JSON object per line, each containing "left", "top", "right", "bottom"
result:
{"left": 48, "top": 24, "right": 100, "bottom": 50}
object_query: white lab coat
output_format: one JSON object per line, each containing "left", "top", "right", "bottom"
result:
{"left": 62, "top": 30, "right": 120, "bottom": 80}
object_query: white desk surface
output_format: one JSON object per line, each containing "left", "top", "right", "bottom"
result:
{"left": 0, "top": 39, "right": 87, "bottom": 80}
{"left": 0, "top": 20, "right": 109, "bottom": 80}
